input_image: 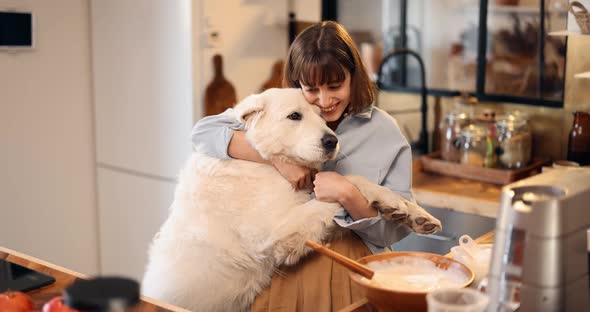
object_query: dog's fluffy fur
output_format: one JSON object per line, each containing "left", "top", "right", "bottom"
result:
{"left": 142, "top": 88, "right": 441, "bottom": 312}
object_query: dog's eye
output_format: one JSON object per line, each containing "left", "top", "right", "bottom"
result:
{"left": 287, "top": 112, "right": 302, "bottom": 121}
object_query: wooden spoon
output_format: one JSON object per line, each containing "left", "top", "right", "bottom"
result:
{"left": 305, "top": 240, "right": 375, "bottom": 279}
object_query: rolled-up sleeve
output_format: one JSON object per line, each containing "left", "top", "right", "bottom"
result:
{"left": 333, "top": 208, "right": 411, "bottom": 248}
{"left": 381, "top": 144, "right": 415, "bottom": 203}
{"left": 191, "top": 109, "right": 245, "bottom": 159}
{"left": 342, "top": 143, "right": 414, "bottom": 248}
{"left": 330, "top": 122, "right": 415, "bottom": 249}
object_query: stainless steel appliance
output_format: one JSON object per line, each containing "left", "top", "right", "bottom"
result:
{"left": 487, "top": 169, "right": 590, "bottom": 311}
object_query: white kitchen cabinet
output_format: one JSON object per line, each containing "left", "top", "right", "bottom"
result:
{"left": 91, "top": 0, "right": 194, "bottom": 179}
{"left": 91, "top": 0, "right": 197, "bottom": 280}
{"left": 97, "top": 168, "right": 177, "bottom": 280}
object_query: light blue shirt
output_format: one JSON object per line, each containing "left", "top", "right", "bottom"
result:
{"left": 191, "top": 105, "right": 413, "bottom": 254}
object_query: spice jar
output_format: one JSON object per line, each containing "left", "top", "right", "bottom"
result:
{"left": 496, "top": 116, "right": 532, "bottom": 169}
{"left": 452, "top": 94, "right": 479, "bottom": 120}
{"left": 439, "top": 111, "right": 470, "bottom": 162}
{"left": 459, "top": 124, "right": 488, "bottom": 167}
{"left": 475, "top": 110, "right": 499, "bottom": 168}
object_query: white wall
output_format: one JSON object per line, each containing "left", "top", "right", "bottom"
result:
{"left": 0, "top": 0, "right": 99, "bottom": 274}
{"left": 293, "top": 0, "right": 321, "bottom": 22}
{"left": 200, "top": 0, "right": 289, "bottom": 101}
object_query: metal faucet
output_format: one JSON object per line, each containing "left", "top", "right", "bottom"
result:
{"left": 376, "top": 48, "right": 429, "bottom": 155}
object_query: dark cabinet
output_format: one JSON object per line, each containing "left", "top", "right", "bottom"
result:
{"left": 329, "top": 0, "right": 569, "bottom": 107}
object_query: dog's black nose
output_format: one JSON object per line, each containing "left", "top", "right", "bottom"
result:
{"left": 321, "top": 134, "right": 338, "bottom": 151}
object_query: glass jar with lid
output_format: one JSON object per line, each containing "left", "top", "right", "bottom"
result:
{"left": 452, "top": 93, "right": 479, "bottom": 120}
{"left": 439, "top": 111, "right": 470, "bottom": 162}
{"left": 459, "top": 124, "right": 488, "bottom": 167}
{"left": 496, "top": 115, "right": 532, "bottom": 169}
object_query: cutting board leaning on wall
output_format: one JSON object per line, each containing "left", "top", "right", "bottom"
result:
{"left": 204, "top": 54, "right": 237, "bottom": 116}
{"left": 260, "top": 60, "right": 284, "bottom": 92}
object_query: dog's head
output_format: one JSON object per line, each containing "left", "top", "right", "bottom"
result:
{"left": 234, "top": 88, "right": 339, "bottom": 168}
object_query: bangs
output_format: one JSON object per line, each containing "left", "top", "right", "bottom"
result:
{"left": 284, "top": 21, "right": 376, "bottom": 114}
{"left": 292, "top": 54, "right": 348, "bottom": 87}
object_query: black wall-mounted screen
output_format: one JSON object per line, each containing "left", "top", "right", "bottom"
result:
{"left": 0, "top": 11, "right": 33, "bottom": 47}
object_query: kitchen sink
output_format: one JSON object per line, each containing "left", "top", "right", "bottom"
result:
{"left": 392, "top": 205, "right": 496, "bottom": 255}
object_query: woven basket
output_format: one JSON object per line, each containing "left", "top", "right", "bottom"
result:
{"left": 569, "top": 1, "right": 590, "bottom": 34}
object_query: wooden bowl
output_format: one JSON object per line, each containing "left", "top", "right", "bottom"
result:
{"left": 349, "top": 252, "right": 474, "bottom": 312}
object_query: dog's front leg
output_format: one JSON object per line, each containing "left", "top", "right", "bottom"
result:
{"left": 268, "top": 199, "right": 341, "bottom": 266}
{"left": 345, "top": 176, "right": 442, "bottom": 234}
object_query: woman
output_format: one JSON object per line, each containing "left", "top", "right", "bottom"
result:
{"left": 192, "top": 21, "right": 415, "bottom": 311}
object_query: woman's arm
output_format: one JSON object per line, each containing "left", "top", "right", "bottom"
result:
{"left": 228, "top": 131, "right": 316, "bottom": 190}
{"left": 330, "top": 144, "right": 414, "bottom": 248}
{"left": 192, "top": 109, "right": 277, "bottom": 163}
{"left": 191, "top": 108, "right": 243, "bottom": 159}
{"left": 227, "top": 131, "right": 268, "bottom": 163}
{"left": 192, "top": 109, "right": 315, "bottom": 190}
{"left": 313, "top": 172, "right": 378, "bottom": 220}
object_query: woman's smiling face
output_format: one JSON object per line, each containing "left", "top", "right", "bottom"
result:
{"left": 300, "top": 70, "right": 351, "bottom": 122}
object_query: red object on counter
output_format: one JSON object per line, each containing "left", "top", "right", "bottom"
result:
{"left": 42, "top": 296, "right": 80, "bottom": 312}
{"left": 0, "top": 291, "right": 35, "bottom": 312}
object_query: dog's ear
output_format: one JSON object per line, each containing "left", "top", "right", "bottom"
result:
{"left": 234, "top": 94, "right": 264, "bottom": 123}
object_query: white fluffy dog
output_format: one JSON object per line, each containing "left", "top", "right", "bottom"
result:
{"left": 142, "top": 88, "right": 441, "bottom": 312}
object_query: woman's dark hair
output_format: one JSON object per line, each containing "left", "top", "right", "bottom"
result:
{"left": 283, "top": 21, "right": 376, "bottom": 114}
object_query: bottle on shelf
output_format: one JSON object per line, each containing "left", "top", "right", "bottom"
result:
{"left": 567, "top": 111, "right": 590, "bottom": 165}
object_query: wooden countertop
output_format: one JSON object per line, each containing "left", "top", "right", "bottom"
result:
{"left": 0, "top": 246, "right": 188, "bottom": 312}
{"left": 412, "top": 160, "right": 502, "bottom": 218}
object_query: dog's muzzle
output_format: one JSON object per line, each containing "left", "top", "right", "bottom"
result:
{"left": 321, "top": 134, "right": 338, "bottom": 153}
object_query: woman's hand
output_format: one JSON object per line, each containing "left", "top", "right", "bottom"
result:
{"left": 314, "top": 172, "right": 378, "bottom": 220}
{"left": 313, "top": 172, "right": 353, "bottom": 203}
{"left": 271, "top": 159, "right": 317, "bottom": 191}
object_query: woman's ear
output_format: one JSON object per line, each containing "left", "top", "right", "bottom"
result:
{"left": 234, "top": 94, "right": 264, "bottom": 123}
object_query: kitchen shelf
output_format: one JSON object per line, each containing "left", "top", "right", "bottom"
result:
{"left": 489, "top": 5, "right": 566, "bottom": 15}
{"left": 549, "top": 29, "right": 590, "bottom": 86}
{"left": 548, "top": 29, "right": 585, "bottom": 36}
{"left": 347, "top": 0, "right": 568, "bottom": 108}
{"left": 462, "top": 5, "right": 567, "bottom": 15}
{"left": 550, "top": 30, "right": 590, "bottom": 83}
{"left": 575, "top": 71, "right": 590, "bottom": 79}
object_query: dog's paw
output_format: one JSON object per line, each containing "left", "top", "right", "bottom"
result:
{"left": 403, "top": 201, "right": 442, "bottom": 234}
{"left": 371, "top": 200, "right": 409, "bottom": 221}
{"left": 284, "top": 245, "right": 311, "bottom": 266}
{"left": 344, "top": 175, "right": 443, "bottom": 234}
{"left": 375, "top": 199, "right": 441, "bottom": 234}
{"left": 272, "top": 233, "right": 311, "bottom": 266}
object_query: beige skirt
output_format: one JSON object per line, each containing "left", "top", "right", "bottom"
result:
{"left": 251, "top": 229, "right": 372, "bottom": 312}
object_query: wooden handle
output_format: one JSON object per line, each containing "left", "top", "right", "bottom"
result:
{"left": 212, "top": 54, "right": 223, "bottom": 77}
{"left": 305, "top": 240, "right": 375, "bottom": 279}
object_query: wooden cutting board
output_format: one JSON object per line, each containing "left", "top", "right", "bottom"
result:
{"left": 260, "top": 60, "right": 284, "bottom": 91}
{"left": 204, "top": 54, "right": 237, "bottom": 116}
